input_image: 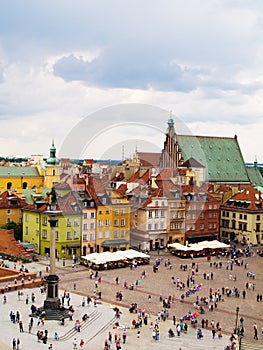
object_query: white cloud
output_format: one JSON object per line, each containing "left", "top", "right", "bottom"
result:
{"left": 0, "top": 0, "right": 263, "bottom": 162}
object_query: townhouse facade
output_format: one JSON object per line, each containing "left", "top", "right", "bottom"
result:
{"left": 220, "top": 185, "right": 263, "bottom": 245}
{"left": 22, "top": 192, "right": 82, "bottom": 259}
{"left": 0, "top": 190, "right": 27, "bottom": 225}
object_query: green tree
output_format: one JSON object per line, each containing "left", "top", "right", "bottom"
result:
{"left": 0, "top": 221, "right": 23, "bottom": 241}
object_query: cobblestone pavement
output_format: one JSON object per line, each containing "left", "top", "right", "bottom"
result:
{"left": 0, "top": 246, "right": 263, "bottom": 349}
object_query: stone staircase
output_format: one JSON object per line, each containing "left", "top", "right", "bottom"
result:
{"left": 0, "top": 228, "right": 32, "bottom": 260}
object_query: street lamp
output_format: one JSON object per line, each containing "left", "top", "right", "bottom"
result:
{"left": 234, "top": 306, "right": 240, "bottom": 334}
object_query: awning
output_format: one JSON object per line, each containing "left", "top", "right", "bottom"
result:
{"left": 187, "top": 234, "right": 217, "bottom": 240}
{"left": 66, "top": 243, "right": 81, "bottom": 248}
{"left": 100, "top": 239, "right": 129, "bottom": 247}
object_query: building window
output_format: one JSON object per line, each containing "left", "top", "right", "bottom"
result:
{"left": 257, "top": 215, "right": 260, "bottom": 221}
{"left": 36, "top": 217, "right": 39, "bottom": 223}
{"left": 154, "top": 223, "right": 158, "bottom": 230}
{"left": 233, "top": 213, "right": 236, "bottom": 218}
{"left": 7, "top": 218, "right": 11, "bottom": 223}
{"left": 161, "top": 210, "right": 165, "bottom": 217}
{"left": 43, "top": 217, "right": 47, "bottom": 226}
{"left": 114, "top": 219, "right": 118, "bottom": 226}
{"left": 90, "top": 222, "right": 95, "bottom": 230}
{"left": 91, "top": 212, "right": 95, "bottom": 219}
{"left": 83, "top": 223, "right": 87, "bottom": 230}
{"left": 98, "top": 231, "right": 103, "bottom": 239}
{"left": 239, "top": 214, "right": 243, "bottom": 219}
{"left": 192, "top": 224, "right": 195, "bottom": 230}
{"left": 83, "top": 212, "right": 87, "bottom": 219}
{"left": 90, "top": 233, "right": 95, "bottom": 241}
{"left": 244, "top": 214, "right": 247, "bottom": 220}
{"left": 42, "top": 229, "right": 47, "bottom": 239}
{"left": 74, "top": 231, "right": 79, "bottom": 239}
{"left": 67, "top": 219, "right": 71, "bottom": 226}
{"left": 55, "top": 231, "right": 58, "bottom": 240}
{"left": 105, "top": 230, "right": 110, "bottom": 238}
{"left": 148, "top": 211, "right": 153, "bottom": 218}
{"left": 98, "top": 219, "right": 103, "bottom": 227}
{"left": 74, "top": 219, "right": 79, "bottom": 226}
{"left": 148, "top": 223, "right": 152, "bottom": 230}
{"left": 120, "top": 230, "right": 125, "bottom": 238}
{"left": 200, "top": 223, "right": 204, "bottom": 230}
{"left": 186, "top": 225, "right": 191, "bottom": 231}
{"left": 120, "top": 219, "right": 125, "bottom": 226}
{"left": 155, "top": 201, "right": 158, "bottom": 206}
{"left": 7, "top": 209, "right": 11, "bottom": 214}
{"left": 67, "top": 232, "right": 72, "bottom": 240}
{"left": 106, "top": 209, "right": 110, "bottom": 214}
{"left": 83, "top": 234, "right": 87, "bottom": 241}
{"left": 36, "top": 230, "right": 39, "bottom": 236}
{"left": 19, "top": 218, "right": 22, "bottom": 223}
{"left": 114, "top": 230, "right": 118, "bottom": 238}
{"left": 105, "top": 219, "right": 110, "bottom": 226}
{"left": 121, "top": 209, "right": 125, "bottom": 214}
{"left": 99, "top": 209, "right": 103, "bottom": 215}
{"left": 115, "top": 210, "right": 119, "bottom": 215}
{"left": 155, "top": 210, "right": 159, "bottom": 218}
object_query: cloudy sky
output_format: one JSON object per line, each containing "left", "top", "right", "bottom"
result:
{"left": 1, "top": 0, "right": 263, "bottom": 162}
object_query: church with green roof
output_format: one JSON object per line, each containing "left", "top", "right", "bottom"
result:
{"left": 160, "top": 118, "right": 250, "bottom": 185}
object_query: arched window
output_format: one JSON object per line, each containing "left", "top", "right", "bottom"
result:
{"left": 7, "top": 182, "right": 12, "bottom": 190}
{"left": 22, "top": 182, "right": 27, "bottom": 189}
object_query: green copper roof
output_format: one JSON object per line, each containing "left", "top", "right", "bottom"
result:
{"left": 177, "top": 135, "right": 250, "bottom": 183}
{"left": 246, "top": 166, "right": 263, "bottom": 187}
{"left": 0, "top": 167, "right": 41, "bottom": 177}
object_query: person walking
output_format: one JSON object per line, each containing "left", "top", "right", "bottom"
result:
{"left": 80, "top": 339, "right": 85, "bottom": 348}
{"left": 73, "top": 337, "right": 78, "bottom": 349}
{"left": 16, "top": 338, "right": 20, "bottom": 350}
{"left": 12, "top": 338, "right": 16, "bottom": 350}
{"left": 254, "top": 323, "right": 258, "bottom": 340}
{"left": 19, "top": 320, "right": 24, "bottom": 332}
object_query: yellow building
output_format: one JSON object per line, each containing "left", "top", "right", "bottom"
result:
{"left": 0, "top": 166, "right": 43, "bottom": 194}
{"left": 22, "top": 192, "right": 82, "bottom": 259}
{"left": 220, "top": 185, "right": 263, "bottom": 245}
{"left": 96, "top": 189, "right": 131, "bottom": 252}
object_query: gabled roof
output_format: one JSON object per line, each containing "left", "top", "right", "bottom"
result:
{"left": 137, "top": 152, "right": 161, "bottom": 167}
{"left": 177, "top": 135, "right": 250, "bottom": 184}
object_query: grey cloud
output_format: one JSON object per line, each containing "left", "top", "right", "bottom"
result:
{"left": 53, "top": 53, "right": 204, "bottom": 92}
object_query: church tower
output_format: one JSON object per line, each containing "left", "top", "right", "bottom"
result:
{"left": 44, "top": 140, "right": 61, "bottom": 189}
{"left": 160, "top": 116, "right": 183, "bottom": 168}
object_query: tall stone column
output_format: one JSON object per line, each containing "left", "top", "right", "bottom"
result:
{"left": 44, "top": 189, "right": 61, "bottom": 311}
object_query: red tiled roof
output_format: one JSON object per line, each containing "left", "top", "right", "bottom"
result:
{"left": 137, "top": 152, "right": 161, "bottom": 167}
{"left": 0, "top": 191, "right": 27, "bottom": 208}
{"left": 228, "top": 185, "right": 263, "bottom": 210}
{"left": 115, "top": 184, "right": 127, "bottom": 195}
